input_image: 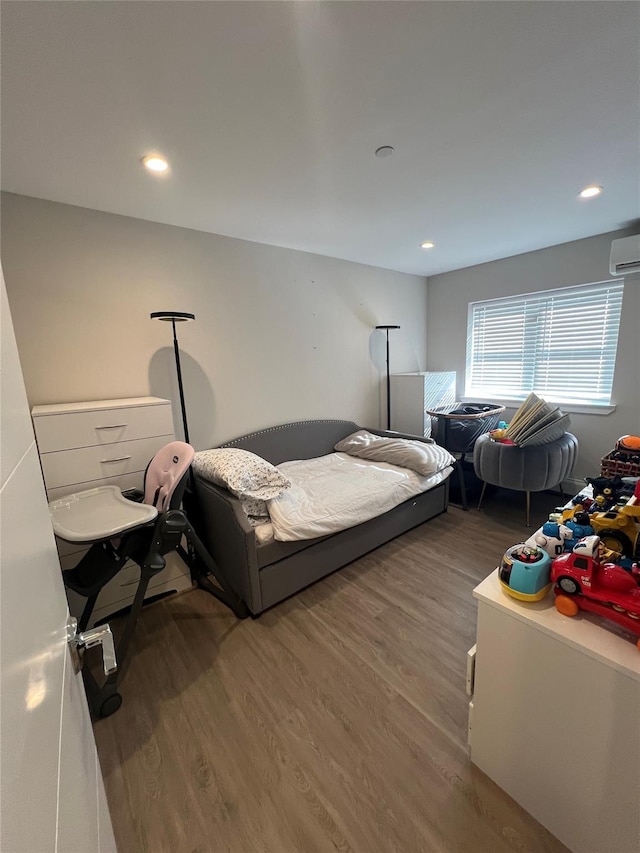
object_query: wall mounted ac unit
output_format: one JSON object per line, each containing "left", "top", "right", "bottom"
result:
{"left": 609, "top": 235, "right": 640, "bottom": 276}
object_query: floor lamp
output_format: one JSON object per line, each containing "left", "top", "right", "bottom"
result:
{"left": 375, "top": 324, "right": 400, "bottom": 430}
{"left": 150, "top": 311, "right": 195, "bottom": 443}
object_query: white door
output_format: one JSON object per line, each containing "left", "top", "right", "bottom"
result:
{"left": 0, "top": 269, "right": 116, "bottom": 852}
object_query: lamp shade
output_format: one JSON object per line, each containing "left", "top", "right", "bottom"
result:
{"left": 150, "top": 311, "right": 195, "bottom": 322}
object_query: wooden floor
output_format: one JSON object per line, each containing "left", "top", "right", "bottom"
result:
{"left": 94, "top": 490, "right": 570, "bottom": 853}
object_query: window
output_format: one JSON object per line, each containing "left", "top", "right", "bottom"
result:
{"left": 465, "top": 280, "right": 624, "bottom": 407}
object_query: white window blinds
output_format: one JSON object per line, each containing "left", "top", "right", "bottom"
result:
{"left": 465, "top": 280, "right": 624, "bottom": 406}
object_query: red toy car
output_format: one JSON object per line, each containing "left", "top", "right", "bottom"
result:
{"left": 551, "top": 535, "right": 640, "bottom": 649}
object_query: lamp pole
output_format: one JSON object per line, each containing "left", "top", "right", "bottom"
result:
{"left": 375, "top": 325, "right": 400, "bottom": 431}
{"left": 170, "top": 318, "right": 190, "bottom": 444}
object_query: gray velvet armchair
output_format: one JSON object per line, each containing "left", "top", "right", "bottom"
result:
{"left": 473, "top": 432, "right": 579, "bottom": 525}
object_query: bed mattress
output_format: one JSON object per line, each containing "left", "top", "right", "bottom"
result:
{"left": 258, "top": 451, "right": 452, "bottom": 542}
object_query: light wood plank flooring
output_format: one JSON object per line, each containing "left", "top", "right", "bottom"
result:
{"left": 94, "top": 490, "right": 570, "bottom": 853}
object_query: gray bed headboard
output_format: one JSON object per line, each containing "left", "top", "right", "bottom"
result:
{"left": 220, "top": 419, "right": 361, "bottom": 465}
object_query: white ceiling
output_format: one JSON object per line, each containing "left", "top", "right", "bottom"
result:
{"left": 2, "top": 1, "right": 639, "bottom": 276}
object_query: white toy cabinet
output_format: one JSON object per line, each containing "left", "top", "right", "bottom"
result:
{"left": 469, "top": 570, "right": 640, "bottom": 853}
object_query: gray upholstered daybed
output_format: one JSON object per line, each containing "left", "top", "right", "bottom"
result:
{"left": 190, "top": 419, "right": 451, "bottom": 615}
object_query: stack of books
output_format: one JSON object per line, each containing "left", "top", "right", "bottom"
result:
{"left": 504, "top": 393, "right": 571, "bottom": 446}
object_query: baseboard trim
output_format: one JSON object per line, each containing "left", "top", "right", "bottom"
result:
{"left": 561, "top": 477, "right": 587, "bottom": 497}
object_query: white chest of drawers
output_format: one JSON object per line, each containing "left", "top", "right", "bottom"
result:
{"left": 32, "top": 396, "right": 192, "bottom": 626}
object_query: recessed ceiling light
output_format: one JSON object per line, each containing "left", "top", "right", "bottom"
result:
{"left": 375, "top": 146, "right": 394, "bottom": 158}
{"left": 578, "top": 185, "right": 602, "bottom": 199}
{"left": 142, "top": 154, "right": 169, "bottom": 173}
{"left": 420, "top": 241, "right": 435, "bottom": 249}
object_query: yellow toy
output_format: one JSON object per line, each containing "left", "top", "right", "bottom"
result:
{"left": 590, "top": 496, "right": 640, "bottom": 557}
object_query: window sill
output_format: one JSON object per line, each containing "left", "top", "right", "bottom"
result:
{"left": 459, "top": 397, "right": 616, "bottom": 416}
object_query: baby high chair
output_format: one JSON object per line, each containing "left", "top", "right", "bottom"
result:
{"left": 50, "top": 441, "right": 248, "bottom": 718}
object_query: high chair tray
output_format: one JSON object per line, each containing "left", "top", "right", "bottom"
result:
{"left": 49, "top": 485, "right": 158, "bottom": 542}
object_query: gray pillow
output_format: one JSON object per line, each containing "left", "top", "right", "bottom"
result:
{"left": 193, "top": 448, "right": 291, "bottom": 500}
{"left": 335, "top": 430, "right": 455, "bottom": 476}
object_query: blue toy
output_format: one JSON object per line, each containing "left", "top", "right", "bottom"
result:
{"left": 539, "top": 513, "right": 595, "bottom": 555}
{"left": 499, "top": 544, "right": 552, "bottom": 601}
{"left": 564, "top": 511, "right": 594, "bottom": 542}
{"left": 538, "top": 521, "right": 574, "bottom": 556}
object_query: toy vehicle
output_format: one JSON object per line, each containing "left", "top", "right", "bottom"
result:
{"left": 560, "top": 481, "right": 640, "bottom": 558}
{"left": 551, "top": 535, "right": 640, "bottom": 649}
{"left": 538, "top": 513, "right": 594, "bottom": 556}
{"left": 585, "top": 475, "right": 624, "bottom": 511}
{"left": 589, "top": 501, "right": 640, "bottom": 557}
{"left": 564, "top": 511, "right": 595, "bottom": 542}
{"left": 535, "top": 522, "right": 574, "bottom": 557}
{"left": 499, "top": 544, "right": 552, "bottom": 601}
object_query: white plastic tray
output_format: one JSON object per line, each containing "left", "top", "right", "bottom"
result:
{"left": 49, "top": 485, "right": 158, "bottom": 542}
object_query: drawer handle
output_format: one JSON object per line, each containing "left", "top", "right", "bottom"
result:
{"left": 120, "top": 578, "right": 143, "bottom": 588}
{"left": 121, "top": 574, "right": 170, "bottom": 588}
{"left": 96, "top": 423, "right": 127, "bottom": 430}
{"left": 100, "top": 456, "right": 132, "bottom": 464}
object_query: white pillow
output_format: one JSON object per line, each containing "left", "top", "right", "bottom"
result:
{"left": 193, "top": 448, "right": 291, "bottom": 500}
{"left": 240, "top": 497, "right": 271, "bottom": 528}
{"left": 335, "top": 430, "right": 455, "bottom": 476}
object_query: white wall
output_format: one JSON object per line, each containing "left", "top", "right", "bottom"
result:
{"left": 1, "top": 193, "right": 427, "bottom": 449}
{"left": 426, "top": 230, "right": 640, "bottom": 483}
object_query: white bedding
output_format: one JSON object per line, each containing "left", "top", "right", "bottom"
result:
{"left": 261, "top": 452, "right": 452, "bottom": 542}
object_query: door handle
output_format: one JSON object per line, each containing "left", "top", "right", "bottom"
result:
{"left": 67, "top": 616, "right": 117, "bottom": 676}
